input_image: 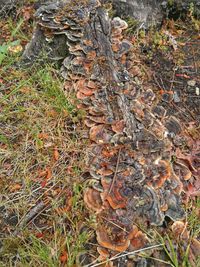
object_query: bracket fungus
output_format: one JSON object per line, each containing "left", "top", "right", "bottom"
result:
{"left": 33, "top": 0, "right": 198, "bottom": 265}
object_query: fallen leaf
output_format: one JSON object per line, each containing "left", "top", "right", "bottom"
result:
{"left": 9, "top": 183, "right": 21, "bottom": 192}
{"left": 66, "top": 166, "right": 73, "bottom": 174}
{"left": 46, "top": 168, "right": 52, "bottom": 180}
{"left": 20, "top": 86, "right": 31, "bottom": 94}
{"left": 41, "top": 180, "right": 47, "bottom": 188}
{"left": 60, "top": 250, "right": 68, "bottom": 264}
{"left": 47, "top": 109, "right": 58, "bottom": 118}
{"left": 38, "top": 170, "right": 47, "bottom": 177}
{"left": 54, "top": 147, "right": 59, "bottom": 161}
{"left": 35, "top": 232, "right": 44, "bottom": 239}
{"left": 111, "top": 120, "right": 125, "bottom": 133}
{"left": 38, "top": 133, "right": 49, "bottom": 140}
{"left": 22, "top": 7, "right": 32, "bottom": 21}
{"left": 102, "top": 147, "right": 118, "bottom": 158}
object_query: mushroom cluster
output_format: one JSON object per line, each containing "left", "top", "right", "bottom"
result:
{"left": 35, "top": 0, "right": 198, "bottom": 265}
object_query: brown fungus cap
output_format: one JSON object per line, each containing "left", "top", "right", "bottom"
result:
{"left": 84, "top": 188, "right": 103, "bottom": 213}
{"left": 90, "top": 125, "right": 112, "bottom": 144}
{"left": 96, "top": 227, "right": 130, "bottom": 252}
{"left": 101, "top": 178, "right": 127, "bottom": 209}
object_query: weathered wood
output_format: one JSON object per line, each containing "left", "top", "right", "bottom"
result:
{"left": 20, "top": 26, "right": 68, "bottom": 66}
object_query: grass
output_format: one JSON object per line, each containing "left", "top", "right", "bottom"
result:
{"left": 0, "top": 185, "right": 92, "bottom": 267}
{"left": 187, "top": 198, "right": 200, "bottom": 240}
{"left": 0, "top": 14, "right": 91, "bottom": 267}
{"left": 138, "top": 198, "right": 200, "bottom": 267}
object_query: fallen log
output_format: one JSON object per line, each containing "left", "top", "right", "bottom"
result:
{"left": 20, "top": 1, "right": 200, "bottom": 266}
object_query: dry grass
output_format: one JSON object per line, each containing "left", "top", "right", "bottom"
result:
{"left": 0, "top": 16, "right": 94, "bottom": 267}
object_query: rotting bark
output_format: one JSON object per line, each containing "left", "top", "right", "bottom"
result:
{"left": 20, "top": 1, "right": 70, "bottom": 66}
{"left": 20, "top": 26, "right": 68, "bottom": 66}
{"left": 27, "top": 0, "right": 200, "bottom": 266}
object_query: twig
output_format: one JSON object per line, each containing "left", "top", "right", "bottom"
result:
{"left": 171, "top": 102, "right": 195, "bottom": 121}
{"left": 153, "top": 73, "right": 163, "bottom": 90}
{"left": 139, "top": 255, "right": 174, "bottom": 266}
{"left": 86, "top": 244, "right": 163, "bottom": 267}
{"left": 101, "top": 216, "right": 128, "bottom": 233}
{"left": 26, "top": 202, "right": 50, "bottom": 227}
{"left": 14, "top": 201, "right": 47, "bottom": 235}
{"left": 192, "top": 47, "right": 198, "bottom": 73}
{"left": 14, "top": 182, "right": 59, "bottom": 228}
{"left": 108, "top": 147, "right": 121, "bottom": 194}
{"left": 160, "top": 76, "right": 167, "bottom": 91}
{"left": 170, "top": 64, "right": 177, "bottom": 91}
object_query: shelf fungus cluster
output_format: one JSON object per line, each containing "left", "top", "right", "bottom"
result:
{"left": 35, "top": 0, "right": 199, "bottom": 265}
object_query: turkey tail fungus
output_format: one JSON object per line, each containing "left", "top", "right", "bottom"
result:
{"left": 32, "top": 0, "right": 200, "bottom": 266}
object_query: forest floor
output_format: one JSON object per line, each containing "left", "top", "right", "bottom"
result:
{"left": 0, "top": 2, "right": 199, "bottom": 267}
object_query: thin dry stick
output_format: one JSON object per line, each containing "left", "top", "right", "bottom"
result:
{"left": 86, "top": 244, "right": 163, "bottom": 267}
{"left": 101, "top": 216, "right": 129, "bottom": 233}
{"left": 153, "top": 73, "right": 163, "bottom": 90}
{"left": 192, "top": 47, "right": 198, "bottom": 73}
{"left": 108, "top": 147, "right": 121, "bottom": 194}
{"left": 15, "top": 181, "right": 60, "bottom": 228}
{"left": 19, "top": 188, "right": 66, "bottom": 230}
{"left": 26, "top": 202, "right": 50, "bottom": 227}
{"left": 170, "top": 64, "right": 177, "bottom": 91}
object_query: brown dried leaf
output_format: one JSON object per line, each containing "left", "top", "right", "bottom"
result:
{"left": 53, "top": 147, "right": 59, "bottom": 161}
{"left": 111, "top": 120, "right": 125, "bottom": 133}
{"left": 9, "top": 183, "right": 21, "bottom": 192}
